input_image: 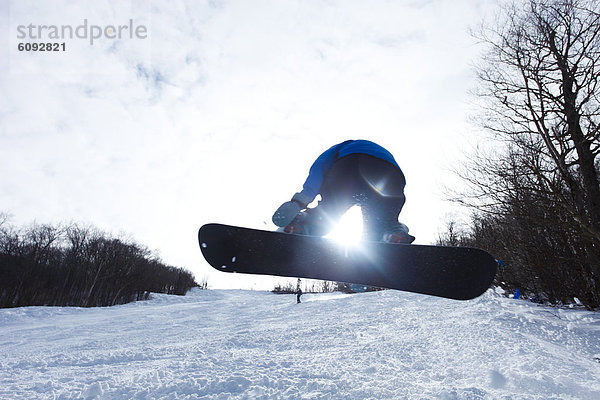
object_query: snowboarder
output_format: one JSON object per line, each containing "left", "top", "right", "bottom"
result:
{"left": 272, "top": 140, "right": 414, "bottom": 243}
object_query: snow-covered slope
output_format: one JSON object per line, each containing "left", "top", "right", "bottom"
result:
{"left": 1, "top": 288, "right": 599, "bottom": 399}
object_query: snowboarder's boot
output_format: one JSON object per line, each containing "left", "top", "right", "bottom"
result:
{"left": 282, "top": 210, "right": 326, "bottom": 236}
{"left": 382, "top": 223, "right": 415, "bottom": 244}
{"left": 282, "top": 213, "right": 310, "bottom": 235}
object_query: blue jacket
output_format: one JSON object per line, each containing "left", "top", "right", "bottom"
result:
{"left": 299, "top": 140, "right": 402, "bottom": 204}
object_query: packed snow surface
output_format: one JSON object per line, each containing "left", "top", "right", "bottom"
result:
{"left": 1, "top": 288, "right": 599, "bottom": 399}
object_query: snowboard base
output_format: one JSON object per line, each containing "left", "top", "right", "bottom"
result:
{"left": 198, "top": 223, "right": 497, "bottom": 300}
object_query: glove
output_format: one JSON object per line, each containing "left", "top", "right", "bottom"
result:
{"left": 272, "top": 192, "right": 311, "bottom": 227}
{"left": 272, "top": 201, "right": 302, "bottom": 227}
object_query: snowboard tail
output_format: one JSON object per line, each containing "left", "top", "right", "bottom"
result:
{"left": 198, "top": 223, "right": 497, "bottom": 300}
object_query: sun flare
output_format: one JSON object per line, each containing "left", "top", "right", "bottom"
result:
{"left": 325, "top": 206, "right": 363, "bottom": 246}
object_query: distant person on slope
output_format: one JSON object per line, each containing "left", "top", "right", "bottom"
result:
{"left": 296, "top": 278, "right": 302, "bottom": 304}
{"left": 272, "top": 139, "right": 414, "bottom": 244}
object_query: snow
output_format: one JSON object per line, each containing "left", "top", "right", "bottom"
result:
{"left": 1, "top": 289, "right": 599, "bottom": 399}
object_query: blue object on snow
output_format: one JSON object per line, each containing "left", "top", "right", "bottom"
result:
{"left": 514, "top": 289, "right": 520, "bottom": 299}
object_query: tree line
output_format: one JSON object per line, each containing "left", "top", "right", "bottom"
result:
{"left": 0, "top": 216, "right": 197, "bottom": 308}
{"left": 272, "top": 279, "right": 336, "bottom": 294}
{"left": 443, "top": 0, "right": 600, "bottom": 309}
{"left": 272, "top": 279, "right": 382, "bottom": 294}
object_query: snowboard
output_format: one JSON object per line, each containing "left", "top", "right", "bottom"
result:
{"left": 198, "top": 223, "right": 497, "bottom": 300}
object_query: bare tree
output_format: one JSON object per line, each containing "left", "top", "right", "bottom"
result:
{"left": 456, "top": 0, "right": 600, "bottom": 307}
{"left": 0, "top": 212, "right": 10, "bottom": 228}
{"left": 471, "top": 0, "right": 600, "bottom": 235}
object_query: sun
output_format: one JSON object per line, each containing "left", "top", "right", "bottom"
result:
{"left": 325, "top": 206, "right": 363, "bottom": 246}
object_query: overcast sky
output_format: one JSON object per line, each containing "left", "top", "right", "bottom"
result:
{"left": 1, "top": 0, "right": 501, "bottom": 289}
